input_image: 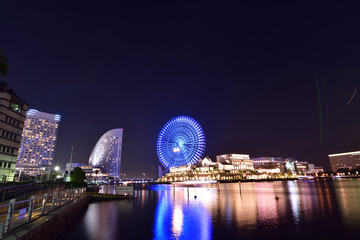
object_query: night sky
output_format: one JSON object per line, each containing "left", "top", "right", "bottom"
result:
{"left": 1, "top": 1, "right": 359, "bottom": 177}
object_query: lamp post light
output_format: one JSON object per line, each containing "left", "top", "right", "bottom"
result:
{"left": 48, "top": 166, "right": 61, "bottom": 182}
{"left": 53, "top": 166, "right": 60, "bottom": 181}
{"left": 67, "top": 144, "right": 74, "bottom": 182}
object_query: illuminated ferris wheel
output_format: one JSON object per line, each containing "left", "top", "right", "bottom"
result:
{"left": 157, "top": 116, "right": 206, "bottom": 169}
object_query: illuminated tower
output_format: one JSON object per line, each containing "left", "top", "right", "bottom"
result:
{"left": 89, "top": 129, "right": 123, "bottom": 179}
{"left": 16, "top": 109, "right": 61, "bottom": 173}
{"left": 0, "top": 82, "right": 28, "bottom": 181}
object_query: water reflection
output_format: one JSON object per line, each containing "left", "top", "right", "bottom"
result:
{"left": 288, "top": 181, "right": 300, "bottom": 224}
{"left": 153, "top": 186, "right": 211, "bottom": 240}
{"left": 335, "top": 180, "right": 360, "bottom": 231}
{"left": 63, "top": 180, "right": 360, "bottom": 239}
{"left": 151, "top": 181, "right": 358, "bottom": 239}
{"left": 256, "top": 183, "right": 279, "bottom": 227}
{"left": 83, "top": 202, "right": 118, "bottom": 240}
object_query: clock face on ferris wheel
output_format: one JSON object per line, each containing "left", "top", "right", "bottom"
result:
{"left": 157, "top": 116, "right": 205, "bottom": 168}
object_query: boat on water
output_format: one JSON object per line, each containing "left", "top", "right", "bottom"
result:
{"left": 172, "top": 180, "right": 218, "bottom": 185}
{"left": 298, "top": 176, "right": 315, "bottom": 181}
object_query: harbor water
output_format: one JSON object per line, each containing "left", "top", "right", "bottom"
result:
{"left": 61, "top": 179, "right": 360, "bottom": 239}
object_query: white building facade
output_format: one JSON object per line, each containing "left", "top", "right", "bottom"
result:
{"left": 216, "top": 154, "right": 254, "bottom": 171}
{"left": 16, "top": 109, "right": 60, "bottom": 174}
{"left": 89, "top": 128, "right": 123, "bottom": 179}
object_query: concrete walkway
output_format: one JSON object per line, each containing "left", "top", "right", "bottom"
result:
{"left": 2, "top": 195, "right": 89, "bottom": 240}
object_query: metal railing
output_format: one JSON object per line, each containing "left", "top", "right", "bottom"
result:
{"left": 0, "top": 187, "right": 86, "bottom": 239}
{"left": 0, "top": 182, "right": 64, "bottom": 202}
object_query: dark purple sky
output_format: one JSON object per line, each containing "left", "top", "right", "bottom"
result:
{"left": 1, "top": 1, "right": 359, "bottom": 177}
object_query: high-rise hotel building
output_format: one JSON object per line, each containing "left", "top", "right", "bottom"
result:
{"left": 17, "top": 109, "right": 61, "bottom": 174}
{"left": 0, "top": 82, "right": 28, "bottom": 181}
{"left": 329, "top": 151, "right": 360, "bottom": 172}
{"left": 89, "top": 129, "right": 123, "bottom": 179}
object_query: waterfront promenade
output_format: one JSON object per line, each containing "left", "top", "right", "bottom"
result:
{"left": 0, "top": 185, "right": 86, "bottom": 239}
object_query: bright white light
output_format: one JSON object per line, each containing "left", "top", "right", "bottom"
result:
{"left": 173, "top": 147, "right": 180, "bottom": 153}
{"left": 172, "top": 205, "right": 183, "bottom": 238}
{"left": 329, "top": 151, "right": 360, "bottom": 157}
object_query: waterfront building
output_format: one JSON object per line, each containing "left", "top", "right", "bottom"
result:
{"left": 160, "top": 154, "right": 320, "bottom": 182}
{"left": 252, "top": 157, "right": 283, "bottom": 165}
{"left": 252, "top": 157, "right": 286, "bottom": 173}
{"left": 294, "top": 161, "right": 308, "bottom": 172}
{"left": 196, "top": 157, "right": 217, "bottom": 172}
{"left": 64, "top": 162, "right": 85, "bottom": 176}
{"left": 166, "top": 157, "right": 218, "bottom": 181}
{"left": 328, "top": 151, "right": 360, "bottom": 172}
{"left": 255, "top": 164, "right": 282, "bottom": 174}
{"left": 314, "top": 166, "right": 324, "bottom": 172}
{"left": 251, "top": 157, "right": 312, "bottom": 174}
{"left": 89, "top": 128, "right": 123, "bottom": 179}
{"left": 169, "top": 165, "right": 192, "bottom": 174}
{"left": 305, "top": 166, "right": 324, "bottom": 175}
{"left": 162, "top": 156, "right": 256, "bottom": 182}
{"left": 217, "top": 162, "right": 235, "bottom": 171}
{"left": 0, "top": 82, "right": 28, "bottom": 181}
{"left": 308, "top": 163, "right": 315, "bottom": 170}
{"left": 16, "top": 109, "right": 60, "bottom": 175}
{"left": 216, "top": 154, "right": 254, "bottom": 171}
{"left": 65, "top": 162, "right": 103, "bottom": 179}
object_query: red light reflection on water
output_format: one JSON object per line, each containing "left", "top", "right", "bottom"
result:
{"left": 255, "top": 182, "right": 279, "bottom": 226}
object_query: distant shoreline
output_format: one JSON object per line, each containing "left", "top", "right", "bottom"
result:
{"left": 152, "top": 178, "right": 299, "bottom": 185}
{"left": 151, "top": 176, "right": 360, "bottom": 185}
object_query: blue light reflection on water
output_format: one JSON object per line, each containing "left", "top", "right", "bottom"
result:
{"left": 152, "top": 185, "right": 212, "bottom": 240}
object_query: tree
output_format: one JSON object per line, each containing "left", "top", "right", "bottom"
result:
{"left": 70, "top": 167, "right": 86, "bottom": 187}
{"left": 0, "top": 50, "right": 9, "bottom": 79}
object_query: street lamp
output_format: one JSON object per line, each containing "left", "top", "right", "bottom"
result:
{"left": 48, "top": 166, "right": 60, "bottom": 181}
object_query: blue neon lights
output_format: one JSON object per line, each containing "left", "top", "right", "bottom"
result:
{"left": 157, "top": 116, "right": 205, "bottom": 168}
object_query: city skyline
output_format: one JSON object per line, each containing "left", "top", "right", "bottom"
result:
{"left": 1, "top": 2, "right": 360, "bottom": 177}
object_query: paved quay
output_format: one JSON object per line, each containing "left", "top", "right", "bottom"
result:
{"left": 2, "top": 195, "right": 89, "bottom": 240}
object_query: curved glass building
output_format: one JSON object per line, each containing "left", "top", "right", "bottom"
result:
{"left": 89, "top": 129, "right": 123, "bottom": 179}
